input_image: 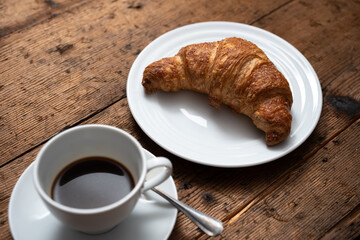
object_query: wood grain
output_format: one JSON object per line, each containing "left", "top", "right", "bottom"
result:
{"left": 0, "top": 0, "right": 359, "bottom": 239}
{"left": 169, "top": 0, "right": 360, "bottom": 237}
{"left": 0, "top": 0, "right": 90, "bottom": 37}
{"left": 204, "top": 120, "right": 360, "bottom": 240}
{"left": 0, "top": 0, "right": 289, "bottom": 166}
{"left": 0, "top": 98, "right": 358, "bottom": 239}
{"left": 321, "top": 204, "right": 360, "bottom": 240}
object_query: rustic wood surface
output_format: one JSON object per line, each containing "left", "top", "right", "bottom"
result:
{"left": 1, "top": 0, "right": 359, "bottom": 239}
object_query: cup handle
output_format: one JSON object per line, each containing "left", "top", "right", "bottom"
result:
{"left": 142, "top": 157, "right": 173, "bottom": 192}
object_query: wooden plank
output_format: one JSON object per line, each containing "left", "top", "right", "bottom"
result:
{"left": 0, "top": 98, "right": 358, "bottom": 239}
{"left": 169, "top": 0, "right": 360, "bottom": 236}
{"left": 1, "top": 0, "right": 359, "bottom": 239}
{"left": 0, "top": 97, "right": 282, "bottom": 239}
{"left": 253, "top": 0, "right": 360, "bottom": 106}
{"left": 0, "top": 0, "right": 289, "bottom": 165}
{"left": 0, "top": 94, "right": 292, "bottom": 238}
{"left": 204, "top": 119, "right": 360, "bottom": 240}
{"left": 28, "top": 70, "right": 358, "bottom": 239}
{"left": 321, "top": 204, "right": 360, "bottom": 240}
{"left": 0, "top": 0, "right": 89, "bottom": 37}
{"left": 1, "top": 50, "right": 359, "bottom": 239}
{"left": 168, "top": 0, "right": 360, "bottom": 236}
{"left": 2, "top": 90, "right": 356, "bottom": 239}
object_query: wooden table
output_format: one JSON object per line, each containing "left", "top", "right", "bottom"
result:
{"left": 1, "top": 0, "right": 359, "bottom": 239}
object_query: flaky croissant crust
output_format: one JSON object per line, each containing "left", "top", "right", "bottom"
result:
{"left": 142, "top": 37, "right": 293, "bottom": 146}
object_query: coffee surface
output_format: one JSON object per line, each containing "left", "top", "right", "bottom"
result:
{"left": 52, "top": 156, "right": 134, "bottom": 209}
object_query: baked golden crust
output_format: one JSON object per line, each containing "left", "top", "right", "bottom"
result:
{"left": 142, "top": 37, "right": 293, "bottom": 145}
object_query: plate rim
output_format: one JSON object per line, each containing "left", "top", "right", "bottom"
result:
{"left": 127, "top": 21, "right": 323, "bottom": 168}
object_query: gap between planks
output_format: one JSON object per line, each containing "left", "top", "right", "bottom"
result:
{"left": 319, "top": 203, "right": 360, "bottom": 239}
{"left": 0, "top": 95, "right": 126, "bottom": 169}
{"left": 2, "top": 95, "right": 358, "bottom": 239}
{"left": 225, "top": 116, "right": 359, "bottom": 223}
{"left": 193, "top": 115, "right": 360, "bottom": 240}
{"left": 249, "top": 0, "right": 294, "bottom": 25}
{"left": 0, "top": 0, "right": 303, "bottom": 170}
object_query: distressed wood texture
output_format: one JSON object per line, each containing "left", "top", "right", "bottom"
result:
{"left": 200, "top": 120, "right": 360, "bottom": 240}
{"left": 1, "top": 0, "right": 360, "bottom": 239}
{"left": 0, "top": 0, "right": 288, "bottom": 166}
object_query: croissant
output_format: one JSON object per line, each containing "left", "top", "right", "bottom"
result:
{"left": 142, "top": 37, "right": 293, "bottom": 146}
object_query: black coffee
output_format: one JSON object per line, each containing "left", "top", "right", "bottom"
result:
{"left": 51, "top": 156, "right": 134, "bottom": 209}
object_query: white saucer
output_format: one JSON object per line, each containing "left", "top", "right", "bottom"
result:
{"left": 127, "top": 21, "right": 322, "bottom": 167}
{"left": 8, "top": 149, "right": 178, "bottom": 240}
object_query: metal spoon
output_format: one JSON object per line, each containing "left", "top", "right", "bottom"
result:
{"left": 152, "top": 187, "right": 223, "bottom": 237}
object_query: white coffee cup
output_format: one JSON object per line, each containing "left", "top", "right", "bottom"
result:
{"left": 33, "top": 124, "right": 172, "bottom": 234}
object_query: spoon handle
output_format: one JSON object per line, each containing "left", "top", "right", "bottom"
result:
{"left": 152, "top": 187, "right": 223, "bottom": 236}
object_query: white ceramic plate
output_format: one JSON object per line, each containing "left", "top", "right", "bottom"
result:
{"left": 8, "top": 149, "right": 178, "bottom": 240}
{"left": 127, "top": 21, "right": 322, "bottom": 167}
